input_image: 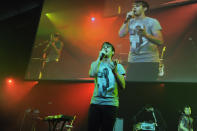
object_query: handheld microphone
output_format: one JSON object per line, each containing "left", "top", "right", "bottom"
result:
{"left": 100, "top": 53, "right": 105, "bottom": 61}
{"left": 113, "top": 61, "right": 117, "bottom": 66}
{"left": 124, "top": 15, "right": 132, "bottom": 24}
{"left": 127, "top": 15, "right": 132, "bottom": 20}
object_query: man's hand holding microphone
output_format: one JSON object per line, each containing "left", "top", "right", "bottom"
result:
{"left": 124, "top": 10, "right": 134, "bottom": 24}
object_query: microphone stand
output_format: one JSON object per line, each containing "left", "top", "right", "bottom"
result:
{"left": 132, "top": 107, "right": 145, "bottom": 123}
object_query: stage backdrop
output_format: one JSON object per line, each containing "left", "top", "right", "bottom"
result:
{"left": 25, "top": 0, "right": 197, "bottom": 82}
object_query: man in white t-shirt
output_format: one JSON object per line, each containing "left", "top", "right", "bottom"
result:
{"left": 119, "top": 0, "right": 164, "bottom": 81}
{"left": 88, "top": 42, "right": 126, "bottom": 131}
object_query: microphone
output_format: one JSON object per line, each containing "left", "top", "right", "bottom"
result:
{"left": 100, "top": 53, "right": 105, "bottom": 61}
{"left": 113, "top": 60, "right": 117, "bottom": 67}
{"left": 127, "top": 15, "right": 132, "bottom": 20}
{"left": 124, "top": 15, "right": 132, "bottom": 24}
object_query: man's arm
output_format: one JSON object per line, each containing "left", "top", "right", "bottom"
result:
{"left": 59, "top": 41, "right": 64, "bottom": 53}
{"left": 89, "top": 60, "right": 101, "bottom": 78}
{"left": 89, "top": 50, "right": 105, "bottom": 77}
{"left": 119, "top": 22, "right": 129, "bottom": 37}
{"left": 112, "top": 63, "right": 126, "bottom": 90}
{"left": 141, "top": 18, "right": 164, "bottom": 46}
{"left": 179, "top": 122, "right": 189, "bottom": 131}
{"left": 119, "top": 11, "right": 134, "bottom": 37}
{"left": 178, "top": 117, "right": 189, "bottom": 131}
{"left": 113, "top": 72, "right": 126, "bottom": 90}
{"left": 144, "top": 30, "right": 164, "bottom": 46}
{"left": 43, "top": 43, "right": 50, "bottom": 52}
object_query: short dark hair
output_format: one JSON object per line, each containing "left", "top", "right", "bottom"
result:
{"left": 53, "top": 32, "right": 60, "bottom": 37}
{"left": 184, "top": 105, "right": 191, "bottom": 109}
{"left": 101, "top": 42, "right": 115, "bottom": 53}
{"left": 144, "top": 104, "right": 153, "bottom": 108}
{"left": 134, "top": 0, "right": 149, "bottom": 12}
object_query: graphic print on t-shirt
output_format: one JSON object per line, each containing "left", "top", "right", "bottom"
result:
{"left": 97, "top": 67, "right": 110, "bottom": 97}
{"left": 129, "top": 23, "right": 148, "bottom": 54}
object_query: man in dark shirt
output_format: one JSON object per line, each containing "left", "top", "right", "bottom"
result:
{"left": 178, "top": 105, "right": 193, "bottom": 131}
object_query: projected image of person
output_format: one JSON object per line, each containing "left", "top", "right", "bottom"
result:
{"left": 119, "top": 0, "right": 164, "bottom": 81}
{"left": 178, "top": 105, "right": 193, "bottom": 131}
{"left": 39, "top": 32, "right": 64, "bottom": 79}
{"left": 88, "top": 42, "right": 126, "bottom": 131}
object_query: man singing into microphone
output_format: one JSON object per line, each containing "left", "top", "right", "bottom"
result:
{"left": 39, "top": 32, "right": 64, "bottom": 79}
{"left": 88, "top": 42, "right": 126, "bottom": 131}
{"left": 119, "top": 0, "right": 164, "bottom": 81}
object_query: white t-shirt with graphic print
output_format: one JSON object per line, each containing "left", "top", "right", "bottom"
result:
{"left": 90, "top": 61, "right": 125, "bottom": 107}
{"left": 128, "top": 17, "right": 162, "bottom": 63}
